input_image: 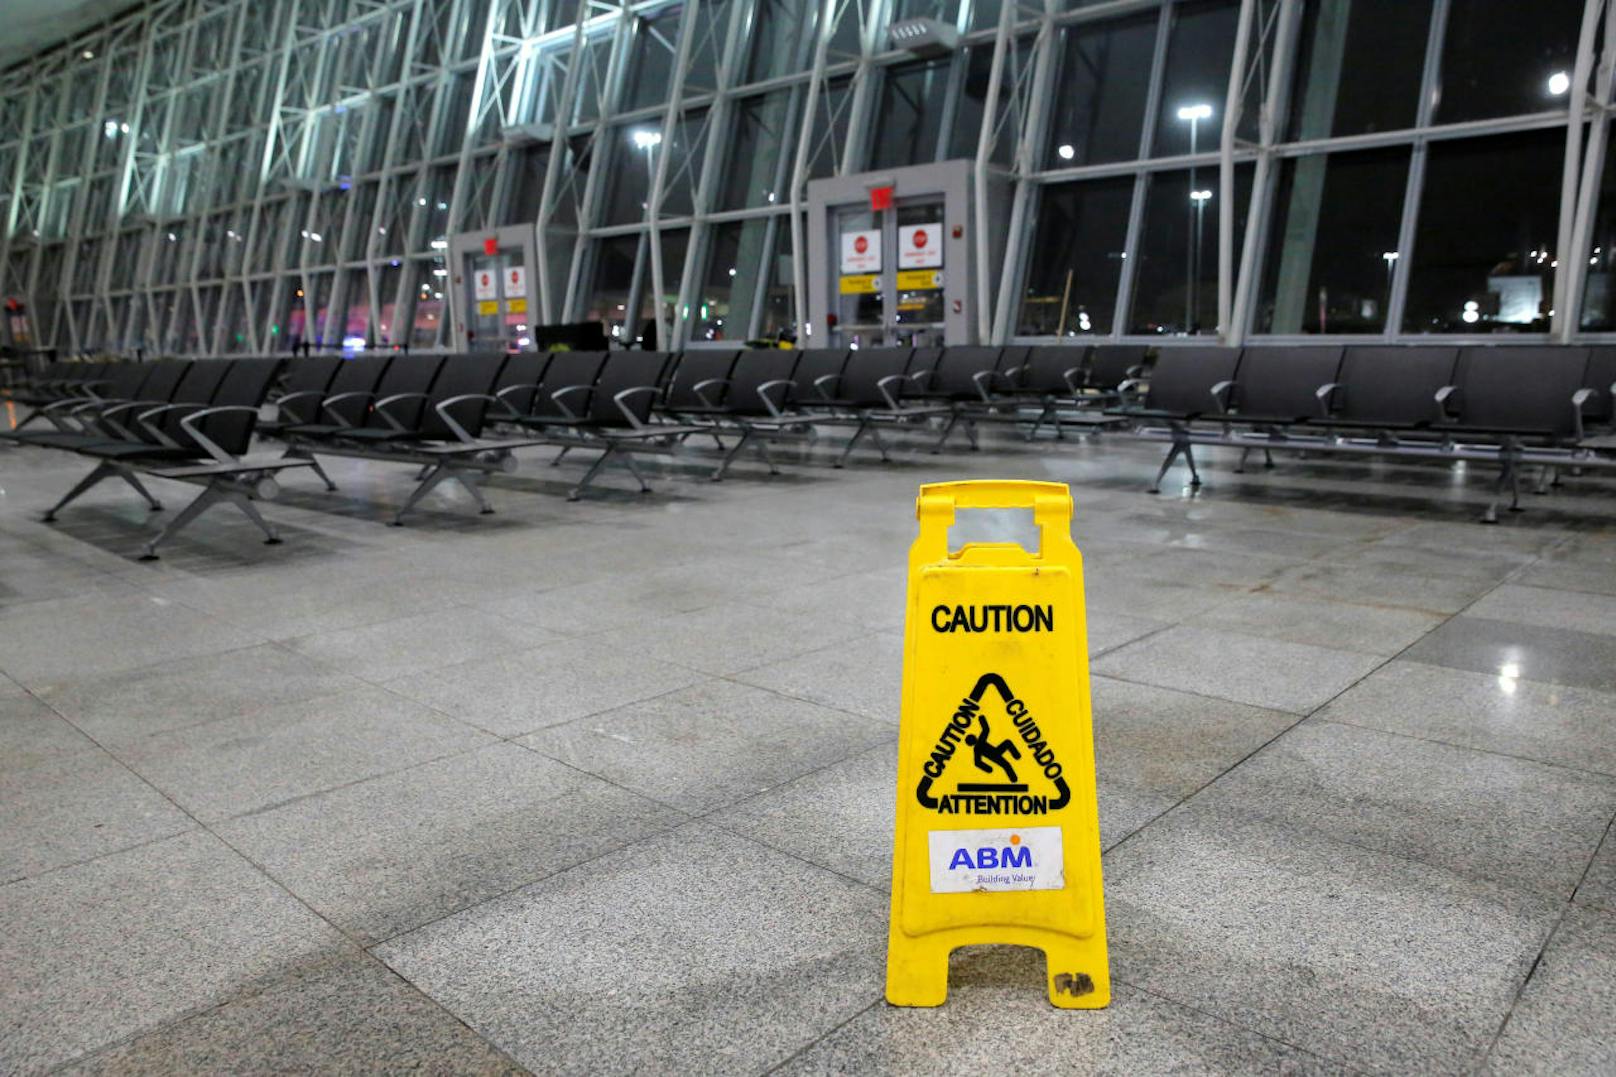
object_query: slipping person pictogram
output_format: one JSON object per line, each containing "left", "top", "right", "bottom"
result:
{"left": 964, "top": 715, "right": 1021, "bottom": 783}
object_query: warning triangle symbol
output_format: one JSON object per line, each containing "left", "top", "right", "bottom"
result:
{"left": 916, "top": 672, "right": 1072, "bottom": 815}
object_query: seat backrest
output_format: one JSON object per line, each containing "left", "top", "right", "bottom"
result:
{"left": 1580, "top": 345, "right": 1616, "bottom": 425}
{"left": 534, "top": 350, "right": 609, "bottom": 418}
{"left": 931, "top": 347, "right": 1006, "bottom": 398}
{"left": 490, "top": 352, "right": 552, "bottom": 417}
{"left": 1234, "top": 345, "right": 1346, "bottom": 420}
{"left": 135, "top": 360, "right": 192, "bottom": 406}
{"left": 320, "top": 355, "right": 393, "bottom": 427}
{"left": 1087, "top": 345, "right": 1150, "bottom": 391}
{"left": 588, "top": 351, "right": 674, "bottom": 426}
{"left": 837, "top": 347, "right": 914, "bottom": 407}
{"left": 664, "top": 349, "right": 741, "bottom": 410}
{"left": 791, "top": 348, "right": 851, "bottom": 401}
{"left": 278, "top": 356, "right": 344, "bottom": 422}
{"left": 1020, "top": 345, "right": 1092, "bottom": 394}
{"left": 150, "top": 360, "right": 233, "bottom": 445}
{"left": 1334, "top": 346, "right": 1460, "bottom": 426}
{"left": 1451, "top": 346, "right": 1589, "bottom": 439}
{"left": 364, "top": 354, "right": 446, "bottom": 432}
{"left": 727, "top": 349, "right": 802, "bottom": 414}
{"left": 191, "top": 357, "right": 286, "bottom": 455}
{"left": 34, "top": 360, "right": 67, "bottom": 384}
{"left": 70, "top": 361, "right": 112, "bottom": 391}
{"left": 98, "top": 361, "right": 155, "bottom": 402}
{"left": 422, "top": 352, "right": 509, "bottom": 440}
{"left": 1143, "top": 346, "right": 1244, "bottom": 417}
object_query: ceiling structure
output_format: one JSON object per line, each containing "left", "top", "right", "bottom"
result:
{"left": 1, "top": 0, "right": 137, "bottom": 71}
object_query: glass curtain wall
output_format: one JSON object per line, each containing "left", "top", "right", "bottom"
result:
{"left": 0, "top": 0, "right": 1610, "bottom": 353}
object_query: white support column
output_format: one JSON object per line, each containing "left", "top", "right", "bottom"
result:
{"left": 1217, "top": 0, "right": 1256, "bottom": 340}
{"left": 1553, "top": 0, "right": 1608, "bottom": 339}
{"left": 972, "top": 0, "right": 1016, "bottom": 345}
{"left": 645, "top": 0, "right": 701, "bottom": 351}
{"left": 788, "top": 0, "right": 843, "bottom": 341}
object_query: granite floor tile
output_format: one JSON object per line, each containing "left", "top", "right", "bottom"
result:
{"left": 1513, "top": 558, "right": 1616, "bottom": 597}
{"left": 1081, "top": 571, "right": 1241, "bottom": 623}
{"left": 1092, "top": 675, "right": 1299, "bottom": 798}
{"left": 1, "top": 748, "right": 194, "bottom": 881}
{"left": 0, "top": 830, "right": 343, "bottom": 1073}
{"left": 519, "top": 679, "right": 890, "bottom": 813}
{"left": 117, "top": 684, "right": 493, "bottom": 822}
{"left": 284, "top": 605, "right": 566, "bottom": 683}
{"left": 584, "top": 603, "right": 870, "bottom": 677}
{"left": 35, "top": 643, "right": 366, "bottom": 747}
{"left": 217, "top": 742, "right": 687, "bottom": 944}
{"left": 0, "top": 691, "right": 97, "bottom": 772}
{"left": 1466, "top": 583, "right": 1616, "bottom": 638}
{"left": 382, "top": 636, "right": 708, "bottom": 737}
{"left": 1483, "top": 906, "right": 1616, "bottom": 1076}
{"left": 1318, "top": 660, "right": 1616, "bottom": 776}
{"left": 1197, "top": 720, "right": 1616, "bottom": 897}
{"left": 1266, "top": 561, "right": 1496, "bottom": 616}
{"left": 779, "top": 964, "right": 1344, "bottom": 1076}
{"left": 1103, "top": 803, "right": 1561, "bottom": 1074}
{"left": 1188, "top": 590, "right": 1443, "bottom": 656}
{"left": 750, "top": 569, "right": 909, "bottom": 632}
{"left": 0, "top": 592, "right": 264, "bottom": 689}
{"left": 733, "top": 631, "right": 903, "bottom": 724}
{"left": 375, "top": 823, "right": 886, "bottom": 1076}
{"left": 1401, "top": 616, "right": 1616, "bottom": 696}
{"left": 1576, "top": 824, "right": 1616, "bottom": 913}
{"left": 1084, "top": 610, "right": 1168, "bottom": 657}
{"left": 62, "top": 948, "right": 522, "bottom": 1076}
{"left": 1093, "top": 625, "right": 1383, "bottom": 714}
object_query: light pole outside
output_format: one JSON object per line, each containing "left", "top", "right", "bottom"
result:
{"left": 1177, "top": 104, "right": 1213, "bottom": 332}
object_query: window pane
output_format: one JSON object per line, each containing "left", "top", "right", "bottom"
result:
{"left": 586, "top": 234, "right": 640, "bottom": 342}
{"left": 949, "top": 44, "right": 1015, "bottom": 165}
{"left": 759, "top": 219, "right": 797, "bottom": 340}
{"left": 639, "top": 228, "right": 689, "bottom": 348}
{"left": 623, "top": 10, "right": 680, "bottom": 111}
{"left": 1580, "top": 121, "right": 1616, "bottom": 330}
{"left": 1046, "top": 12, "right": 1156, "bottom": 168}
{"left": 745, "top": 0, "right": 813, "bottom": 84}
{"left": 604, "top": 126, "right": 654, "bottom": 226}
{"left": 806, "top": 77, "right": 853, "bottom": 179}
{"left": 1403, "top": 128, "right": 1563, "bottom": 332}
{"left": 1018, "top": 176, "right": 1133, "bottom": 336}
{"left": 870, "top": 58, "right": 952, "bottom": 170}
{"left": 1128, "top": 164, "right": 1252, "bottom": 334}
{"left": 721, "top": 92, "right": 793, "bottom": 210}
{"left": 1152, "top": 0, "right": 1238, "bottom": 159}
{"left": 694, "top": 219, "right": 770, "bottom": 341}
{"left": 1257, "top": 147, "right": 1409, "bottom": 334}
{"left": 1288, "top": 0, "right": 1432, "bottom": 140}
{"left": 1434, "top": 0, "right": 1581, "bottom": 124}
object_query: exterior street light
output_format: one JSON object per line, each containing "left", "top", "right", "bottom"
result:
{"left": 1178, "top": 104, "right": 1214, "bottom": 332}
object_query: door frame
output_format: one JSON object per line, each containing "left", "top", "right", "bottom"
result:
{"left": 447, "top": 224, "right": 540, "bottom": 350}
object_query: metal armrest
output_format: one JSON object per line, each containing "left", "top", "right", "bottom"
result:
{"left": 372, "top": 391, "right": 431, "bottom": 432}
{"left": 1061, "top": 367, "right": 1085, "bottom": 397}
{"left": 971, "top": 369, "right": 1005, "bottom": 403}
{"left": 492, "top": 382, "right": 544, "bottom": 417}
{"left": 1572, "top": 388, "right": 1593, "bottom": 441}
{"left": 549, "top": 383, "right": 592, "bottom": 420}
{"left": 1210, "top": 380, "right": 1235, "bottom": 412}
{"left": 1314, "top": 381, "right": 1342, "bottom": 418}
{"left": 756, "top": 378, "right": 794, "bottom": 418}
{"left": 1434, "top": 385, "right": 1458, "bottom": 420}
{"left": 1116, "top": 377, "right": 1147, "bottom": 406}
{"left": 691, "top": 376, "right": 731, "bottom": 409}
{"left": 876, "top": 373, "right": 909, "bottom": 410}
{"left": 136, "top": 402, "right": 205, "bottom": 447}
{"left": 320, "top": 390, "right": 377, "bottom": 426}
{"left": 812, "top": 372, "right": 841, "bottom": 401}
{"left": 433, "top": 393, "right": 498, "bottom": 443}
{"left": 613, "top": 386, "right": 661, "bottom": 431}
{"left": 178, "top": 405, "right": 258, "bottom": 464}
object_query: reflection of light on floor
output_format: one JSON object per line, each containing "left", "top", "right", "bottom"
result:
{"left": 1498, "top": 660, "right": 1520, "bottom": 695}
{"left": 4, "top": 401, "right": 13, "bottom": 430}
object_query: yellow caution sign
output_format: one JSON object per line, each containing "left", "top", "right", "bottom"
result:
{"left": 505, "top": 298, "right": 528, "bottom": 315}
{"left": 839, "top": 273, "right": 880, "bottom": 294}
{"left": 476, "top": 299, "right": 499, "bottom": 316}
{"left": 887, "top": 480, "right": 1109, "bottom": 1009}
{"left": 896, "top": 269, "right": 943, "bottom": 291}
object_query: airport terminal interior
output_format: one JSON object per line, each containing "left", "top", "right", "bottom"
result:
{"left": 3, "top": 0, "right": 1616, "bottom": 1073}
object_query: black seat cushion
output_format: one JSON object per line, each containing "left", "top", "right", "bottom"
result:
{"left": 1232, "top": 346, "right": 1345, "bottom": 423}
{"left": 1139, "top": 346, "right": 1243, "bottom": 418}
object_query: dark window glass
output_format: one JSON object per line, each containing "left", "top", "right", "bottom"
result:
{"left": 1288, "top": 0, "right": 1432, "bottom": 140}
{"left": 891, "top": 0, "right": 961, "bottom": 21}
{"left": 622, "top": 9, "right": 681, "bottom": 112}
{"left": 603, "top": 126, "right": 654, "bottom": 226}
{"left": 949, "top": 44, "right": 1014, "bottom": 164}
{"left": 695, "top": 218, "right": 771, "bottom": 340}
{"left": 721, "top": 92, "right": 793, "bottom": 210}
{"left": 661, "top": 108, "right": 710, "bottom": 218}
{"left": 759, "top": 220, "right": 797, "bottom": 339}
{"left": 1046, "top": 12, "right": 1156, "bottom": 168}
{"left": 1152, "top": 0, "right": 1239, "bottom": 159}
{"left": 1434, "top": 0, "right": 1581, "bottom": 124}
{"left": 806, "top": 77, "right": 853, "bottom": 179}
{"left": 1580, "top": 121, "right": 1616, "bottom": 330}
{"left": 1128, "top": 164, "right": 1253, "bottom": 334}
{"left": 1403, "top": 128, "right": 1564, "bottom": 333}
{"left": 1256, "top": 147, "right": 1410, "bottom": 334}
{"left": 745, "top": 0, "right": 813, "bottom": 84}
{"left": 1018, "top": 176, "right": 1134, "bottom": 336}
{"left": 585, "top": 233, "right": 640, "bottom": 340}
{"left": 870, "top": 58, "right": 952, "bottom": 169}
{"left": 638, "top": 228, "right": 689, "bottom": 347}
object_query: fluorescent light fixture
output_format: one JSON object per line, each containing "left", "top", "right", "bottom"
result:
{"left": 1189, "top": 189, "right": 1212, "bottom": 203}
{"left": 631, "top": 130, "right": 663, "bottom": 149}
{"left": 1176, "top": 104, "right": 1213, "bottom": 121}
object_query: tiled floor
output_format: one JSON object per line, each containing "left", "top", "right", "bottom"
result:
{"left": 2, "top": 423, "right": 1614, "bottom": 1075}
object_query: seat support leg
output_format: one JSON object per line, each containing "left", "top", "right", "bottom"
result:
{"left": 1235, "top": 447, "right": 1251, "bottom": 474}
{"left": 392, "top": 462, "right": 453, "bottom": 525}
{"left": 834, "top": 417, "right": 870, "bottom": 468}
{"left": 711, "top": 429, "right": 751, "bottom": 482}
{"left": 454, "top": 466, "right": 495, "bottom": 514}
{"left": 1482, "top": 450, "right": 1523, "bottom": 524}
{"left": 229, "top": 490, "right": 282, "bottom": 545}
{"left": 868, "top": 419, "right": 892, "bottom": 463}
{"left": 552, "top": 445, "right": 571, "bottom": 467}
{"left": 930, "top": 410, "right": 961, "bottom": 454}
{"left": 118, "top": 468, "right": 164, "bottom": 511}
{"left": 753, "top": 430, "right": 780, "bottom": 475}
{"left": 43, "top": 461, "right": 119, "bottom": 521}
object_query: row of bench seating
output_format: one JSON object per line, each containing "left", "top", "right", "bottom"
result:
{"left": 1113, "top": 344, "right": 1616, "bottom": 522}
{"left": 0, "top": 356, "right": 311, "bottom": 558}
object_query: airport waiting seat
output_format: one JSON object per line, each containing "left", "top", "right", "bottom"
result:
{"left": 1580, "top": 345, "right": 1616, "bottom": 429}
{"left": 32, "top": 357, "right": 313, "bottom": 559}
{"left": 1321, "top": 346, "right": 1460, "bottom": 431}
{"left": 660, "top": 349, "right": 742, "bottom": 423}
{"left": 1, "top": 360, "right": 157, "bottom": 447}
{"left": 691, "top": 349, "right": 814, "bottom": 482}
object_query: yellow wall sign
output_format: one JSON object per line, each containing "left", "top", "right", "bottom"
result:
{"left": 839, "top": 273, "right": 880, "bottom": 294}
{"left": 896, "top": 269, "right": 943, "bottom": 291}
{"left": 887, "top": 480, "right": 1109, "bottom": 1009}
{"left": 476, "top": 299, "right": 499, "bottom": 316}
{"left": 506, "top": 298, "right": 528, "bottom": 315}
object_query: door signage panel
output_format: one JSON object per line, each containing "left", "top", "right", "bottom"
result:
{"left": 899, "top": 224, "right": 943, "bottom": 269}
{"left": 473, "top": 270, "right": 497, "bottom": 301}
{"left": 839, "top": 274, "right": 881, "bottom": 295}
{"left": 504, "top": 266, "right": 528, "bottom": 299}
{"left": 897, "top": 269, "right": 943, "bottom": 291}
{"left": 840, "top": 230, "right": 883, "bottom": 274}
